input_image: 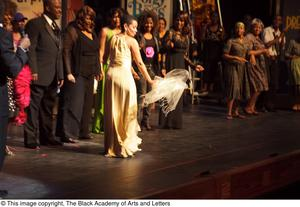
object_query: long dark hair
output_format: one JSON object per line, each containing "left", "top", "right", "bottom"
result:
{"left": 106, "top": 7, "right": 125, "bottom": 29}
{"left": 137, "top": 9, "right": 158, "bottom": 34}
{"left": 173, "top": 11, "right": 190, "bottom": 36}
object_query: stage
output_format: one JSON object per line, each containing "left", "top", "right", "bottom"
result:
{"left": 1, "top": 102, "right": 300, "bottom": 199}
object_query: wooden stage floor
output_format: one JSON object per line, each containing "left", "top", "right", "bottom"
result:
{"left": 1, "top": 103, "right": 300, "bottom": 199}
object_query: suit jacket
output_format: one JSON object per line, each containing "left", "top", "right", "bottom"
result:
{"left": 0, "top": 27, "right": 28, "bottom": 117}
{"left": 25, "top": 16, "right": 63, "bottom": 86}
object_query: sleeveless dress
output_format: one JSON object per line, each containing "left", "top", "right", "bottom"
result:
{"left": 104, "top": 35, "right": 141, "bottom": 158}
{"left": 92, "top": 29, "right": 115, "bottom": 133}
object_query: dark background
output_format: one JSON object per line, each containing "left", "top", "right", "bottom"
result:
{"left": 84, "top": 0, "right": 275, "bottom": 34}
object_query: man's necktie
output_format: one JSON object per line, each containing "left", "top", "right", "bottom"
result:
{"left": 51, "top": 21, "right": 60, "bottom": 36}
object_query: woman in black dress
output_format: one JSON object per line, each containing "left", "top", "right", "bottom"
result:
{"left": 201, "top": 12, "right": 225, "bottom": 93}
{"left": 159, "top": 11, "right": 204, "bottom": 129}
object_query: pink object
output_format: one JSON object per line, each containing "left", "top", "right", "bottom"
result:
{"left": 145, "top": 46, "right": 154, "bottom": 58}
{"left": 13, "top": 65, "right": 32, "bottom": 125}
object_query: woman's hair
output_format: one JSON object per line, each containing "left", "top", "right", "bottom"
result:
{"left": 75, "top": 5, "right": 96, "bottom": 31}
{"left": 251, "top": 18, "right": 264, "bottom": 30}
{"left": 3, "top": 13, "right": 12, "bottom": 31}
{"left": 120, "top": 14, "right": 137, "bottom": 33}
{"left": 173, "top": 11, "right": 190, "bottom": 36}
{"left": 159, "top": 17, "right": 167, "bottom": 27}
{"left": 137, "top": 9, "right": 158, "bottom": 34}
{"left": 106, "top": 7, "right": 125, "bottom": 28}
{"left": 235, "top": 21, "right": 245, "bottom": 30}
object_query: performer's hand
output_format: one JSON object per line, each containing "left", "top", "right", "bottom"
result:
{"left": 19, "top": 35, "right": 31, "bottom": 50}
{"left": 170, "top": 42, "right": 174, "bottom": 48}
{"left": 195, "top": 65, "right": 204, "bottom": 72}
{"left": 236, "top": 56, "right": 248, "bottom": 63}
{"left": 149, "top": 79, "right": 155, "bottom": 86}
{"left": 58, "top": 79, "right": 64, "bottom": 88}
{"left": 161, "top": 69, "right": 167, "bottom": 77}
{"left": 132, "top": 71, "right": 140, "bottom": 80}
{"left": 100, "top": 69, "right": 105, "bottom": 81}
{"left": 250, "top": 55, "right": 256, "bottom": 65}
{"left": 264, "top": 48, "right": 270, "bottom": 56}
{"left": 32, "top": 73, "right": 38, "bottom": 81}
{"left": 67, "top": 74, "right": 76, "bottom": 83}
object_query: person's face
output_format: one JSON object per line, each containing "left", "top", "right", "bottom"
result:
{"left": 211, "top": 14, "right": 219, "bottom": 24}
{"left": 158, "top": 19, "right": 166, "bottom": 31}
{"left": 144, "top": 17, "right": 153, "bottom": 33}
{"left": 175, "top": 17, "right": 185, "bottom": 31}
{"left": 252, "top": 24, "right": 262, "bottom": 36}
{"left": 84, "top": 14, "right": 94, "bottom": 32}
{"left": 3, "top": 14, "right": 13, "bottom": 32}
{"left": 18, "top": 20, "right": 26, "bottom": 30}
{"left": 235, "top": 25, "right": 245, "bottom": 37}
{"left": 112, "top": 12, "right": 120, "bottom": 28}
{"left": 125, "top": 20, "right": 138, "bottom": 37}
{"left": 273, "top": 16, "right": 282, "bottom": 29}
{"left": 45, "top": 0, "right": 62, "bottom": 20}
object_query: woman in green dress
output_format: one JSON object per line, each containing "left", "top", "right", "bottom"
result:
{"left": 92, "top": 8, "right": 124, "bottom": 133}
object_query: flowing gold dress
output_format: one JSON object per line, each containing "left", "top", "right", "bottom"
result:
{"left": 104, "top": 35, "right": 141, "bottom": 158}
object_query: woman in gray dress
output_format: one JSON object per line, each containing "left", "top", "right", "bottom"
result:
{"left": 285, "top": 33, "right": 300, "bottom": 111}
{"left": 223, "top": 22, "right": 250, "bottom": 120}
{"left": 244, "top": 18, "right": 269, "bottom": 115}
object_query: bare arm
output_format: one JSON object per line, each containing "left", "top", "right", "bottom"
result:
{"left": 99, "top": 28, "right": 107, "bottom": 64}
{"left": 223, "top": 53, "right": 247, "bottom": 63}
{"left": 248, "top": 48, "right": 268, "bottom": 56}
{"left": 130, "top": 38, "right": 153, "bottom": 84}
{"left": 223, "top": 39, "right": 247, "bottom": 63}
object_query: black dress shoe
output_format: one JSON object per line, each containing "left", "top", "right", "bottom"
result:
{"left": 79, "top": 135, "right": 94, "bottom": 140}
{"left": 25, "top": 143, "right": 40, "bottom": 149}
{"left": 47, "top": 139, "right": 63, "bottom": 146}
{"left": 0, "top": 190, "right": 8, "bottom": 198}
{"left": 40, "top": 139, "right": 62, "bottom": 146}
{"left": 61, "top": 137, "right": 78, "bottom": 143}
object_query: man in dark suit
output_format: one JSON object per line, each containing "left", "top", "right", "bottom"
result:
{"left": 0, "top": 1, "right": 30, "bottom": 197}
{"left": 24, "top": 0, "right": 64, "bottom": 149}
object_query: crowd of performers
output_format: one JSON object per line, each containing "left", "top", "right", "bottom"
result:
{"left": 1, "top": 0, "right": 300, "bottom": 158}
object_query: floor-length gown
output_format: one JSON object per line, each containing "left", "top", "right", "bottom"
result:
{"left": 104, "top": 35, "right": 141, "bottom": 158}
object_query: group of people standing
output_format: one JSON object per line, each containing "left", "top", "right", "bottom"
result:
{"left": 1, "top": 0, "right": 204, "bottom": 161}
{"left": 1, "top": 0, "right": 300, "bottom": 166}
{"left": 222, "top": 15, "right": 300, "bottom": 119}
{"left": 200, "top": 11, "right": 300, "bottom": 119}
{"left": 0, "top": 0, "right": 30, "bottom": 197}
{"left": 1, "top": 0, "right": 300, "bottom": 198}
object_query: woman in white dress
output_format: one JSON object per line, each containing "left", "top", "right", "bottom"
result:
{"left": 104, "top": 15, "right": 154, "bottom": 158}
